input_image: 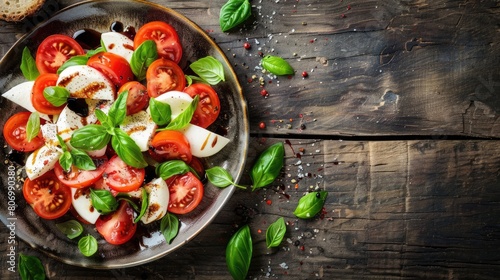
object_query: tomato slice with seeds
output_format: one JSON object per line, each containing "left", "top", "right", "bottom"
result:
{"left": 95, "top": 201, "right": 137, "bottom": 245}
{"left": 23, "top": 171, "right": 72, "bottom": 220}
{"left": 53, "top": 156, "right": 108, "bottom": 188}
{"left": 32, "top": 73, "right": 66, "bottom": 115}
{"left": 146, "top": 58, "right": 186, "bottom": 97}
{"left": 35, "top": 34, "right": 84, "bottom": 74}
{"left": 103, "top": 155, "right": 145, "bottom": 192}
{"left": 118, "top": 81, "right": 150, "bottom": 115}
{"left": 134, "top": 21, "right": 183, "bottom": 63}
{"left": 183, "top": 83, "right": 221, "bottom": 128}
{"left": 3, "top": 112, "right": 44, "bottom": 152}
{"left": 167, "top": 172, "right": 204, "bottom": 215}
{"left": 149, "top": 130, "right": 192, "bottom": 163}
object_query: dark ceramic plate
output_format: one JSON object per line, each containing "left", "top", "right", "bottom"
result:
{"left": 0, "top": 0, "right": 248, "bottom": 268}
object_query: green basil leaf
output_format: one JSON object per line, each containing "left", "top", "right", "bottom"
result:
{"left": 293, "top": 191, "right": 328, "bottom": 219}
{"left": 94, "top": 108, "right": 110, "bottom": 128}
{"left": 56, "top": 135, "right": 68, "bottom": 152}
{"left": 149, "top": 98, "right": 171, "bottom": 126}
{"left": 189, "top": 56, "right": 225, "bottom": 85}
{"left": 26, "top": 112, "right": 40, "bottom": 142}
{"left": 111, "top": 128, "right": 148, "bottom": 168}
{"left": 20, "top": 47, "right": 40, "bottom": 81}
{"left": 266, "top": 217, "right": 286, "bottom": 248}
{"left": 162, "top": 95, "right": 199, "bottom": 131}
{"left": 134, "top": 188, "right": 149, "bottom": 223}
{"left": 56, "top": 220, "right": 83, "bottom": 239}
{"left": 155, "top": 160, "right": 195, "bottom": 180}
{"left": 70, "top": 148, "right": 97, "bottom": 171}
{"left": 57, "top": 55, "right": 88, "bottom": 75}
{"left": 85, "top": 46, "right": 105, "bottom": 58}
{"left": 250, "top": 142, "right": 285, "bottom": 190}
{"left": 261, "top": 55, "right": 295, "bottom": 76}
{"left": 70, "top": 124, "right": 111, "bottom": 151}
{"left": 18, "top": 254, "right": 46, "bottom": 280}
{"left": 89, "top": 189, "right": 119, "bottom": 215}
{"left": 43, "top": 86, "right": 70, "bottom": 107}
{"left": 226, "top": 224, "right": 252, "bottom": 280}
{"left": 130, "top": 40, "right": 158, "bottom": 81}
{"left": 220, "top": 0, "right": 252, "bottom": 32}
{"left": 160, "top": 212, "right": 180, "bottom": 244}
{"left": 59, "top": 151, "right": 73, "bottom": 172}
{"left": 78, "top": 235, "right": 98, "bottom": 257}
{"left": 108, "top": 91, "right": 128, "bottom": 127}
{"left": 206, "top": 166, "right": 234, "bottom": 188}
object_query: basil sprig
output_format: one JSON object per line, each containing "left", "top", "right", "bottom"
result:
{"left": 149, "top": 98, "right": 171, "bottom": 126}
{"left": 26, "top": 112, "right": 40, "bottom": 142}
{"left": 135, "top": 188, "right": 149, "bottom": 223}
{"left": 189, "top": 56, "right": 225, "bottom": 85}
{"left": 131, "top": 40, "right": 158, "bottom": 81}
{"left": 261, "top": 55, "right": 295, "bottom": 76}
{"left": 250, "top": 142, "right": 285, "bottom": 190}
{"left": 156, "top": 160, "right": 198, "bottom": 180}
{"left": 56, "top": 220, "right": 83, "bottom": 239}
{"left": 18, "top": 254, "right": 46, "bottom": 280}
{"left": 57, "top": 55, "right": 88, "bottom": 75}
{"left": 57, "top": 135, "right": 96, "bottom": 172}
{"left": 43, "top": 86, "right": 70, "bottom": 107}
{"left": 226, "top": 225, "right": 252, "bottom": 280}
{"left": 157, "top": 95, "right": 199, "bottom": 131}
{"left": 293, "top": 191, "right": 328, "bottom": 219}
{"left": 206, "top": 166, "right": 246, "bottom": 189}
{"left": 78, "top": 235, "right": 98, "bottom": 257}
{"left": 220, "top": 0, "right": 252, "bottom": 32}
{"left": 160, "top": 212, "right": 180, "bottom": 244}
{"left": 89, "top": 189, "right": 119, "bottom": 214}
{"left": 266, "top": 217, "right": 286, "bottom": 248}
{"left": 20, "top": 47, "right": 40, "bottom": 81}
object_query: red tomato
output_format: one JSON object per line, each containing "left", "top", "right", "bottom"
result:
{"left": 31, "top": 73, "right": 65, "bottom": 115}
{"left": 3, "top": 112, "right": 44, "bottom": 152}
{"left": 167, "top": 172, "right": 204, "bottom": 214}
{"left": 134, "top": 21, "right": 183, "bottom": 63}
{"left": 146, "top": 58, "right": 186, "bottom": 97}
{"left": 118, "top": 81, "right": 149, "bottom": 115}
{"left": 87, "top": 52, "right": 134, "bottom": 89}
{"left": 149, "top": 130, "right": 192, "bottom": 163}
{"left": 35, "top": 34, "right": 84, "bottom": 74}
{"left": 53, "top": 156, "right": 108, "bottom": 188}
{"left": 95, "top": 201, "right": 137, "bottom": 245}
{"left": 189, "top": 157, "right": 206, "bottom": 180}
{"left": 183, "top": 83, "right": 221, "bottom": 128}
{"left": 103, "top": 156, "right": 145, "bottom": 192}
{"left": 22, "top": 171, "right": 72, "bottom": 219}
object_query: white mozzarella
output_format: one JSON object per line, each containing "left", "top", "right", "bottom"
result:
{"left": 86, "top": 145, "right": 107, "bottom": 157}
{"left": 141, "top": 178, "right": 169, "bottom": 224}
{"left": 148, "top": 91, "right": 193, "bottom": 119}
{"left": 101, "top": 32, "right": 134, "bottom": 63}
{"left": 57, "top": 65, "right": 115, "bottom": 100}
{"left": 41, "top": 123, "right": 59, "bottom": 147}
{"left": 71, "top": 188, "right": 100, "bottom": 224}
{"left": 2, "top": 81, "right": 50, "bottom": 120}
{"left": 25, "top": 145, "right": 62, "bottom": 180}
{"left": 179, "top": 124, "right": 230, "bottom": 158}
{"left": 120, "top": 110, "right": 157, "bottom": 152}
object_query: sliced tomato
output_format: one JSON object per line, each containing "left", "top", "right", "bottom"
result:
{"left": 134, "top": 21, "right": 183, "bottom": 63}
{"left": 31, "top": 73, "right": 65, "bottom": 115}
{"left": 23, "top": 171, "right": 72, "bottom": 219}
{"left": 103, "top": 155, "right": 145, "bottom": 192}
{"left": 146, "top": 58, "right": 186, "bottom": 97}
{"left": 53, "top": 156, "right": 108, "bottom": 188}
{"left": 183, "top": 83, "right": 221, "bottom": 128}
{"left": 189, "top": 157, "right": 206, "bottom": 180}
{"left": 87, "top": 52, "right": 134, "bottom": 89}
{"left": 118, "top": 81, "right": 150, "bottom": 115}
{"left": 149, "top": 130, "right": 192, "bottom": 163}
{"left": 167, "top": 172, "right": 204, "bottom": 215}
{"left": 3, "top": 112, "right": 44, "bottom": 152}
{"left": 35, "top": 34, "right": 84, "bottom": 74}
{"left": 95, "top": 201, "right": 137, "bottom": 245}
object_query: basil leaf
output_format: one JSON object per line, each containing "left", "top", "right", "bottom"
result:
{"left": 20, "top": 47, "right": 40, "bottom": 81}
{"left": 160, "top": 212, "right": 180, "bottom": 244}
{"left": 162, "top": 95, "right": 199, "bottom": 130}
{"left": 108, "top": 91, "right": 128, "bottom": 127}
{"left": 156, "top": 160, "right": 194, "bottom": 180}
{"left": 149, "top": 98, "right": 171, "bottom": 126}
{"left": 86, "top": 46, "right": 105, "bottom": 57}
{"left": 134, "top": 188, "right": 149, "bottom": 223}
{"left": 89, "top": 189, "right": 119, "bottom": 214}
{"left": 57, "top": 55, "right": 88, "bottom": 74}
{"left": 261, "top": 55, "right": 295, "bottom": 76}
{"left": 266, "top": 217, "right": 286, "bottom": 248}
{"left": 18, "top": 254, "right": 46, "bottom": 280}
{"left": 56, "top": 220, "right": 83, "bottom": 239}
{"left": 78, "top": 235, "right": 98, "bottom": 257}
{"left": 70, "top": 149, "right": 97, "bottom": 171}
{"left": 111, "top": 128, "right": 148, "bottom": 168}
{"left": 293, "top": 191, "right": 328, "bottom": 219}
{"left": 43, "top": 86, "right": 70, "bottom": 107}
{"left": 56, "top": 135, "right": 68, "bottom": 152}
{"left": 206, "top": 166, "right": 234, "bottom": 188}
{"left": 59, "top": 151, "right": 73, "bottom": 172}
{"left": 130, "top": 40, "right": 158, "bottom": 81}
{"left": 26, "top": 112, "right": 40, "bottom": 142}
{"left": 70, "top": 124, "right": 111, "bottom": 151}
{"left": 250, "top": 142, "right": 285, "bottom": 190}
{"left": 220, "top": 0, "right": 252, "bottom": 32}
{"left": 226, "top": 225, "right": 252, "bottom": 280}
{"left": 94, "top": 109, "right": 110, "bottom": 127}
{"left": 189, "top": 56, "right": 225, "bottom": 85}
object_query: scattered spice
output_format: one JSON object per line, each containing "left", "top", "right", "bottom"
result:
{"left": 243, "top": 42, "right": 251, "bottom": 50}
{"left": 259, "top": 121, "right": 266, "bottom": 129}
{"left": 301, "top": 71, "right": 308, "bottom": 78}
{"left": 260, "top": 89, "right": 268, "bottom": 97}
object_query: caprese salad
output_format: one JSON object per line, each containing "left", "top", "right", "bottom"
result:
{"left": 2, "top": 21, "right": 230, "bottom": 247}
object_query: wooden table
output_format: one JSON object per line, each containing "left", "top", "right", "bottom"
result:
{"left": 1, "top": 0, "right": 500, "bottom": 279}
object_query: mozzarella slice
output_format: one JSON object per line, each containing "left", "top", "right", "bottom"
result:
{"left": 57, "top": 65, "right": 115, "bottom": 100}
{"left": 120, "top": 110, "right": 157, "bottom": 152}
{"left": 148, "top": 91, "right": 193, "bottom": 119}
{"left": 178, "top": 124, "right": 230, "bottom": 158}
{"left": 41, "top": 123, "right": 59, "bottom": 147}
{"left": 141, "top": 178, "right": 169, "bottom": 224}
{"left": 71, "top": 188, "right": 100, "bottom": 224}
{"left": 101, "top": 32, "right": 134, "bottom": 63}
{"left": 2, "top": 81, "right": 50, "bottom": 121}
{"left": 25, "top": 145, "right": 62, "bottom": 180}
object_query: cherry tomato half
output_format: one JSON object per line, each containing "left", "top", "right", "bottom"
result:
{"left": 149, "top": 130, "right": 192, "bottom": 163}
{"left": 167, "top": 172, "right": 204, "bottom": 215}
{"left": 146, "top": 58, "right": 186, "bottom": 97}
{"left": 183, "top": 83, "right": 221, "bottom": 128}
{"left": 36, "top": 34, "right": 84, "bottom": 74}
{"left": 87, "top": 52, "right": 134, "bottom": 89}
{"left": 23, "top": 171, "right": 72, "bottom": 219}
{"left": 103, "top": 155, "right": 145, "bottom": 192}
{"left": 54, "top": 156, "right": 108, "bottom": 188}
{"left": 134, "top": 21, "right": 183, "bottom": 63}
{"left": 95, "top": 201, "right": 137, "bottom": 245}
{"left": 118, "top": 81, "right": 150, "bottom": 115}
{"left": 3, "top": 112, "right": 44, "bottom": 152}
{"left": 31, "top": 73, "right": 65, "bottom": 115}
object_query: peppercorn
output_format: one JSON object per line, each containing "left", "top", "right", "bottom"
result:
{"left": 302, "top": 71, "right": 308, "bottom": 78}
{"left": 259, "top": 122, "right": 266, "bottom": 129}
{"left": 243, "top": 42, "right": 251, "bottom": 49}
